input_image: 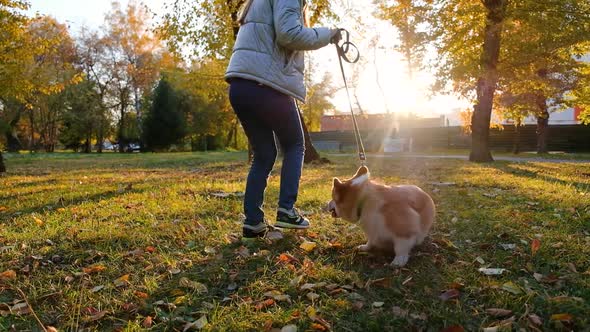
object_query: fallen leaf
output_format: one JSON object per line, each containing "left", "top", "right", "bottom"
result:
{"left": 142, "top": 316, "right": 153, "bottom": 328}
{"left": 290, "top": 275, "right": 304, "bottom": 287}
{"left": 237, "top": 246, "right": 250, "bottom": 258}
{"left": 204, "top": 247, "right": 217, "bottom": 254}
{"left": 174, "top": 295, "right": 188, "bottom": 305}
{"left": 306, "top": 292, "right": 320, "bottom": 301}
{"left": 531, "top": 239, "right": 541, "bottom": 256}
{"left": 366, "top": 277, "right": 392, "bottom": 289}
{"left": 310, "top": 323, "right": 327, "bottom": 331}
{"left": 352, "top": 301, "right": 364, "bottom": 310}
{"left": 567, "top": 263, "right": 577, "bottom": 273}
{"left": 441, "top": 325, "right": 464, "bottom": 332}
{"left": 475, "top": 257, "right": 486, "bottom": 265}
{"left": 264, "top": 290, "right": 291, "bottom": 302}
{"left": 277, "top": 253, "right": 299, "bottom": 265}
{"left": 499, "top": 243, "right": 516, "bottom": 250}
{"left": 91, "top": 285, "right": 105, "bottom": 293}
{"left": 145, "top": 246, "right": 156, "bottom": 253}
{"left": 300, "top": 241, "right": 317, "bottom": 252}
{"left": 328, "top": 241, "right": 343, "bottom": 249}
{"left": 392, "top": 306, "right": 409, "bottom": 318}
{"left": 501, "top": 281, "right": 522, "bottom": 295}
{"left": 306, "top": 306, "right": 317, "bottom": 320}
{"left": 0, "top": 206, "right": 7, "bottom": 212}
{"left": 11, "top": 302, "right": 31, "bottom": 316}
{"left": 529, "top": 314, "right": 543, "bottom": 326}
{"left": 46, "top": 327, "right": 58, "bottom": 332}
{"left": 83, "top": 265, "right": 106, "bottom": 274}
{"left": 266, "top": 231, "right": 284, "bottom": 240}
{"left": 410, "top": 312, "right": 428, "bottom": 321}
{"left": 179, "top": 277, "right": 208, "bottom": 294}
{"left": 449, "top": 282, "right": 465, "bottom": 290}
{"left": 127, "top": 248, "right": 144, "bottom": 257}
{"left": 82, "top": 310, "right": 107, "bottom": 323}
{"left": 0, "top": 270, "right": 17, "bottom": 280}
{"left": 255, "top": 298, "right": 275, "bottom": 310}
{"left": 550, "top": 313, "right": 573, "bottom": 322}
{"left": 33, "top": 216, "right": 44, "bottom": 226}
{"left": 114, "top": 274, "right": 130, "bottom": 287}
{"left": 169, "top": 268, "right": 181, "bottom": 275}
{"left": 372, "top": 302, "right": 384, "bottom": 308}
{"left": 486, "top": 308, "right": 513, "bottom": 317}
{"left": 134, "top": 291, "right": 149, "bottom": 299}
{"left": 533, "top": 273, "right": 544, "bottom": 282}
{"left": 478, "top": 268, "right": 506, "bottom": 276}
{"left": 183, "top": 316, "right": 208, "bottom": 331}
{"left": 300, "top": 283, "right": 316, "bottom": 291}
{"left": 281, "top": 324, "right": 297, "bottom": 332}
{"left": 122, "top": 302, "right": 139, "bottom": 313}
{"left": 439, "top": 289, "right": 460, "bottom": 302}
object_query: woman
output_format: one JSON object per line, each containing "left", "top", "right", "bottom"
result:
{"left": 225, "top": 0, "right": 340, "bottom": 239}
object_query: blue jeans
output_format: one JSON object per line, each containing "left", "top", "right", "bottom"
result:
{"left": 229, "top": 78, "right": 305, "bottom": 225}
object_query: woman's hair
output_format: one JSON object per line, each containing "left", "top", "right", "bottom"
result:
{"left": 237, "top": 0, "right": 310, "bottom": 27}
{"left": 237, "top": 0, "right": 254, "bottom": 25}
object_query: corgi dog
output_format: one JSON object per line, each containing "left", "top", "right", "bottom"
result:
{"left": 327, "top": 166, "right": 435, "bottom": 267}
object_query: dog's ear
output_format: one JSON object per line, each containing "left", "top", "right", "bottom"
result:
{"left": 333, "top": 178, "right": 343, "bottom": 187}
{"left": 354, "top": 165, "right": 370, "bottom": 178}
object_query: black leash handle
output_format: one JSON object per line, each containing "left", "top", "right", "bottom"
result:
{"left": 334, "top": 28, "right": 366, "bottom": 164}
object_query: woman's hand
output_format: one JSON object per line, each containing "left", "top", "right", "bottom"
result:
{"left": 330, "top": 28, "right": 342, "bottom": 44}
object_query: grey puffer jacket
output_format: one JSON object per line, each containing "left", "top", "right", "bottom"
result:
{"left": 225, "top": 0, "right": 333, "bottom": 102}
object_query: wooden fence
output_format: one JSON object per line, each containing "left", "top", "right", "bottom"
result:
{"left": 310, "top": 125, "right": 590, "bottom": 152}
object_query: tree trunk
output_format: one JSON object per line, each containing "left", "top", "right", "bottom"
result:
{"left": 29, "top": 109, "right": 35, "bottom": 153}
{"left": 512, "top": 120, "right": 521, "bottom": 154}
{"left": 469, "top": 0, "right": 505, "bottom": 163}
{"left": 97, "top": 121, "right": 104, "bottom": 153}
{"left": 118, "top": 101, "right": 126, "bottom": 153}
{"left": 299, "top": 110, "right": 322, "bottom": 163}
{"left": 0, "top": 151, "right": 6, "bottom": 173}
{"left": 536, "top": 96, "right": 549, "bottom": 154}
{"left": 7, "top": 110, "right": 22, "bottom": 152}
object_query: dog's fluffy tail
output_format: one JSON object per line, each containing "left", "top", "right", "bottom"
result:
{"left": 419, "top": 192, "right": 436, "bottom": 235}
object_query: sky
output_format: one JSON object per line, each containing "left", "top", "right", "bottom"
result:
{"left": 27, "top": 0, "right": 469, "bottom": 123}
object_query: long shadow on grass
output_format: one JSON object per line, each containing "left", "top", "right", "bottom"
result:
{"left": 497, "top": 163, "right": 590, "bottom": 191}
{"left": 0, "top": 185, "right": 151, "bottom": 219}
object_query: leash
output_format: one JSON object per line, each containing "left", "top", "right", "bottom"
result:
{"left": 334, "top": 28, "right": 366, "bottom": 165}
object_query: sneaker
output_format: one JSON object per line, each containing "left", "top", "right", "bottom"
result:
{"left": 242, "top": 222, "right": 268, "bottom": 240}
{"left": 275, "top": 207, "right": 310, "bottom": 229}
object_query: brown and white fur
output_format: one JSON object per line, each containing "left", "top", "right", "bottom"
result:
{"left": 327, "top": 166, "right": 435, "bottom": 267}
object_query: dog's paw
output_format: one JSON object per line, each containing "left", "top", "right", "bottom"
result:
{"left": 356, "top": 244, "right": 371, "bottom": 252}
{"left": 391, "top": 255, "right": 409, "bottom": 267}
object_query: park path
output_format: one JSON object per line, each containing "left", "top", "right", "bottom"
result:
{"left": 328, "top": 153, "right": 590, "bottom": 164}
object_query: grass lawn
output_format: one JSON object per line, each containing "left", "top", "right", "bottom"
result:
{"left": 1, "top": 152, "right": 589, "bottom": 331}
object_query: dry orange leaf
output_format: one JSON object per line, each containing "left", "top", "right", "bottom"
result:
{"left": 550, "top": 313, "right": 573, "bottom": 322}
{"left": 114, "top": 274, "right": 130, "bottom": 287}
{"left": 83, "top": 265, "right": 107, "bottom": 274}
{"left": 33, "top": 216, "right": 44, "bottom": 226}
{"left": 0, "top": 206, "right": 8, "bottom": 212}
{"left": 255, "top": 298, "right": 275, "bottom": 310}
{"left": 441, "top": 325, "right": 464, "bottom": 332}
{"left": 0, "top": 270, "right": 17, "bottom": 280}
{"left": 531, "top": 239, "right": 541, "bottom": 256}
{"left": 142, "top": 316, "right": 153, "bottom": 328}
{"left": 311, "top": 323, "right": 327, "bottom": 331}
{"left": 277, "top": 253, "right": 298, "bottom": 264}
{"left": 145, "top": 246, "right": 156, "bottom": 253}
{"left": 135, "top": 291, "right": 149, "bottom": 299}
